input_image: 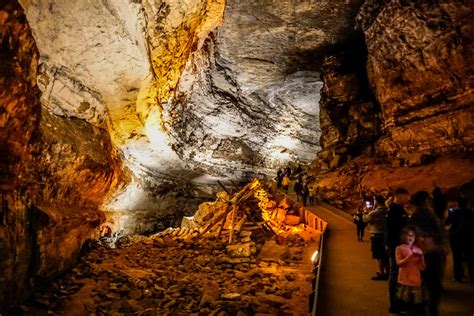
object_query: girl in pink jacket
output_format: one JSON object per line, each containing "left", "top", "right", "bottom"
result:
{"left": 396, "top": 226, "right": 426, "bottom": 312}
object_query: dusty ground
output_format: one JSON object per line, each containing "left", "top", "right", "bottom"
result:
{"left": 21, "top": 233, "right": 319, "bottom": 316}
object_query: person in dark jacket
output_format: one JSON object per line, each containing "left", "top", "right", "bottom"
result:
{"left": 432, "top": 185, "right": 447, "bottom": 222}
{"left": 285, "top": 166, "right": 292, "bottom": 178}
{"left": 295, "top": 164, "right": 303, "bottom": 176}
{"left": 294, "top": 178, "right": 303, "bottom": 202}
{"left": 301, "top": 183, "right": 309, "bottom": 206}
{"left": 385, "top": 188, "right": 410, "bottom": 313}
{"left": 445, "top": 197, "right": 474, "bottom": 283}
{"left": 353, "top": 206, "right": 366, "bottom": 242}
{"left": 276, "top": 169, "right": 283, "bottom": 188}
{"left": 409, "top": 191, "right": 444, "bottom": 316}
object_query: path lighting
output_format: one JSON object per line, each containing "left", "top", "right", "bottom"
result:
{"left": 311, "top": 250, "right": 319, "bottom": 263}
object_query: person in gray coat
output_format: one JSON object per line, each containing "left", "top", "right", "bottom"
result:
{"left": 364, "top": 195, "right": 389, "bottom": 280}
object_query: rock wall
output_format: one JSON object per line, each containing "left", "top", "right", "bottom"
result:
{"left": 314, "top": 0, "right": 474, "bottom": 209}
{"left": 165, "top": 0, "right": 366, "bottom": 177}
{"left": 0, "top": 1, "right": 125, "bottom": 310}
{"left": 14, "top": 0, "right": 367, "bottom": 234}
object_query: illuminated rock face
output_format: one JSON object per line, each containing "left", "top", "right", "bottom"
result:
{"left": 15, "top": 0, "right": 364, "bottom": 233}
{"left": 314, "top": 0, "right": 474, "bottom": 209}
{"left": 0, "top": 0, "right": 125, "bottom": 309}
{"left": 166, "top": 0, "right": 366, "bottom": 176}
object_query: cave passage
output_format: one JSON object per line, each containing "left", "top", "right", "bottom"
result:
{"left": 1, "top": 0, "right": 473, "bottom": 315}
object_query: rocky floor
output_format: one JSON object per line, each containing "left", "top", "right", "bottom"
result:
{"left": 21, "top": 233, "right": 318, "bottom": 316}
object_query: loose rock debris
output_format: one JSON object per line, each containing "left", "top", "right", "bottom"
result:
{"left": 22, "top": 179, "right": 321, "bottom": 316}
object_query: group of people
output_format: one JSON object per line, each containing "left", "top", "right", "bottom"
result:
{"left": 275, "top": 166, "right": 316, "bottom": 206}
{"left": 353, "top": 188, "right": 474, "bottom": 315}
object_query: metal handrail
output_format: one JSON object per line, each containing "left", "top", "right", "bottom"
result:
{"left": 310, "top": 225, "right": 327, "bottom": 315}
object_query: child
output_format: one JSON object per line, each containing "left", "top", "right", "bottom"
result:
{"left": 395, "top": 226, "right": 426, "bottom": 313}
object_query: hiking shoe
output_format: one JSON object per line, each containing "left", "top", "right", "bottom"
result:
{"left": 371, "top": 274, "right": 386, "bottom": 281}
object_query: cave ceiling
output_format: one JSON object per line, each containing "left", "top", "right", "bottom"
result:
{"left": 19, "top": 0, "right": 364, "bottom": 187}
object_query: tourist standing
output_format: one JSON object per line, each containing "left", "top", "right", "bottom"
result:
{"left": 445, "top": 196, "right": 474, "bottom": 283}
{"left": 308, "top": 185, "right": 316, "bottom": 205}
{"left": 294, "top": 178, "right": 303, "bottom": 202}
{"left": 409, "top": 191, "right": 444, "bottom": 316}
{"left": 386, "top": 188, "right": 410, "bottom": 313}
{"left": 364, "top": 195, "right": 389, "bottom": 280}
{"left": 295, "top": 164, "right": 303, "bottom": 176}
{"left": 276, "top": 169, "right": 283, "bottom": 188}
{"left": 285, "top": 166, "right": 292, "bottom": 178}
{"left": 301, "top": 182, "right": 309, "bottom": 206}
{"left": 432, "top": 185, "right": 447, "bottom": 222}
{"left": 281, "top": 174, "right": 290, "bottom": 193}
{"left": 353, "top": 207, "right": 366, "bottom": 242}
{"left": 395, "top": 226, "right": 426, "bottom": 314}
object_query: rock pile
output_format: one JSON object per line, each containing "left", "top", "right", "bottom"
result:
{"left": 153, "top": 179, "right": 320, "bottom": 248}
{"left": 20, "top": 180, "right": 319, "bottom": 315}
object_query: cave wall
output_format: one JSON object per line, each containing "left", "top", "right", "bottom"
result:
{"left": 165, "top": 0, "right": 366, "bottom": 177}
{"left": 314, "top": 0, "right": 474, "bottom": 209}
{"left": 14, "top": 0, "right": 367, "bottom": 235}
{"left": 0, "top": 1, "right": 125, "bottom": 309}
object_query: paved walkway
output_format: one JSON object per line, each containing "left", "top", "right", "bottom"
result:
{"left": 285, "top": 186, "right": 473, "bottom": 315}
{"left": 305, "top": 201, "right": 474, "bottom": 315}
{"left": 309, "top": 202, "right": 388, "bottom": 315}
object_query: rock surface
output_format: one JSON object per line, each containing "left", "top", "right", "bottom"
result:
{"left": 166, "top": 0, "right": 367, "bottom": 175}
{"left": 0, "top": 1, "right": 125, "bottom": 310}
{"left": 313, "top": 0, "right": 474, "bottom": 210}
{"left": 2, "top": 0, "right": 474, "bottom": 310}
{"left": 14, "top": 0, "right": 368, "bottom": 234}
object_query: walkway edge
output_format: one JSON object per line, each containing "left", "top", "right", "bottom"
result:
{"left": 316, "top": 201, "right": 353, "bottom": 223}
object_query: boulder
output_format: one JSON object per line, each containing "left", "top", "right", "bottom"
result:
{"left": 274, "top": 208, "right": 287, "bottom": 224}
{"left": 226, "top": 242, "right": 255, "bottom": 258}
{"left": 284, "top": 215, "right": 300, "bottom": 226}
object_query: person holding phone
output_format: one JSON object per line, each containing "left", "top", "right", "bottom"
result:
{"left": 364, "top": 195, "right": 389, "bottom": 280}
{"left": 445, "top": 197, "right": 474, "bottom": 283}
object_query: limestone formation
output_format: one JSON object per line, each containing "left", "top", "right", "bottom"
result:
{"left": 1, "top": 0, "right": 474, "bottom": 311}
{"left": 314, "top": 0, "right": 474, "bottom": 209}
{"left": 0, "top": 1, "right": 125, "bottom": 308}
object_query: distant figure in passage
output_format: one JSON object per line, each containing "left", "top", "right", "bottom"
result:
{"left": 301, "top": 182, "right": 309, "bottom": 206}
{"left": 395, "top": 226, "right": 426, "bottom": 314}
{"left": 295, "top": 164, "right": 303, "bottom": 176}
{"left": 285, "top": 166, "right": 292, "bottom": 178}
{"left": 100, "top": 224, "right": 112, "bottom": 238}
{"left": 364, "top": 195, "right": 389, "bottom": 280}
{"left": 308, "top": 184, "right": 316, "bottom": 205}
{"left": 353, "top": 207, "right": 366, "bottom": 242}
{"left": 276, "top": 169, "right": 283, "bottom": 188}
{"left": 409, "top": 191, "right": 444, "bottom": 316}
{"left": 445, "top": 197, "right": 474, "bottom": 283}
{"left": 294, "top": 178, "right": 303, "bottom": 202}
{"left": 386, "top": 188, "right": 410, "bottom": 313}
{"left": 281, "top": 174, "right": 290, "bottom": 193}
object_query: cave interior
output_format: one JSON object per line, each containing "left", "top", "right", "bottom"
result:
{"left": 0, "top": 0, "right": 473, "bottom": 314}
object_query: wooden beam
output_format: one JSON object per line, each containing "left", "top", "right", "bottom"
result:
{"left": 217, "top": 180, "right": 231, "bottom": 195}
{"left": 228, "top": 204, "right": 238, "bottom": 244}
